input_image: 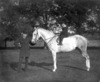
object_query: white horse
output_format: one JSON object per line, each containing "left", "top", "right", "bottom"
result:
{"left": 31, "top": 27, "right": 90, "bottom": 72}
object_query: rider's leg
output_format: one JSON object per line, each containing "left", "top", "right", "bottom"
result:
{"left": 58, "top": 34, "right": 62, "bottom": 45}
{"left": 59, "top": 34, "right": 64, "bottom": 45}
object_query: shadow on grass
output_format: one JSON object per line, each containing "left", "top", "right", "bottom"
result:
{"left": 62, "top": 65, "right": 87, "bottom": 71}
{"left": 10, "top": 61, "right": 53, "bottom": 72}
{"left": 10, "top": 61, "right": 87, "bottom": 72}
{"left": 29, "top": 61, "right": 87, "bottom": 72}
{"left": 29, "top": 61, "right": 53, "bottom": 71}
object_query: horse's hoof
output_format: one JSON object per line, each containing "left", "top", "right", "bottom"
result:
{"left": 53, "top": 69, "right": 56, "bottom": 72}
{"left": 87, "top": 68, "right": 90, "bottom": 71}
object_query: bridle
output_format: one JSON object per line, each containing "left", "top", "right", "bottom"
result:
{"left": 33, "top": 30, "right": 39, "bottom": 42}
{"left": 34, "top": 29, "right": 56, "bottom": 44}
{"left": 44, "top": 35, "right": 56, "bottom": 44}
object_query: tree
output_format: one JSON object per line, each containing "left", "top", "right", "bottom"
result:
{"left": 0, "top": 0, "right": 100, "bottom": 43}
{"left": 0, "top": 0, "right": 37, "bottom": 41}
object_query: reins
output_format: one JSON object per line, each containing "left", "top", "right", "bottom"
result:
{"left": 42, "top": 34, "right": 56, "bottom": 44}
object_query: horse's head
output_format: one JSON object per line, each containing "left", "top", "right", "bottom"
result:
{"left": 31, "top": 27, "right": 40, "bottom": 44}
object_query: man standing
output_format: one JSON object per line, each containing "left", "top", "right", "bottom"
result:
{"left": 14, "top": 32, "right": 31, "bottom": 71}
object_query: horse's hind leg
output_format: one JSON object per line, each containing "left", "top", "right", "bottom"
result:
{"left": 78, "top": 45, "right": 90, "bottom": 71}
{"left": 82, "top": 51, "right": 90, "bottom": 71}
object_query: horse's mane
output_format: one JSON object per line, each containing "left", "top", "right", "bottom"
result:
{"left": 37, "top": 27, "right": 55, "bottom": 35}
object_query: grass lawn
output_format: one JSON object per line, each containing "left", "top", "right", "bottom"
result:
{"left": 0, "top": 48, "right": 100, "bottom": 82}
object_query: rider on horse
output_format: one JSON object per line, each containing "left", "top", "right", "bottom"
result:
{"left": 58, "top": 23, "right": 68, "bottom": 45}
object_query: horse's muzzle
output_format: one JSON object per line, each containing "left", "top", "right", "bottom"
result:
{"left": 29, "top": 41, "right": 36, "bottom": 46}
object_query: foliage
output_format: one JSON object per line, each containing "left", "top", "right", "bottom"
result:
{"left": 0, "top": 0, "right": 100, "bottom": 41}
{"left": 50, "top": 0, "right": 100, "bottom": 34}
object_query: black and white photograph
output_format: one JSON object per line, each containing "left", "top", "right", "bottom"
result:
{"left": 0, "top": 0, "right": 100, "bottom": 82}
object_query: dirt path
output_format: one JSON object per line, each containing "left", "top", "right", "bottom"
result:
{"left": 0, "top": 48, "right": 100, "bottom": 82}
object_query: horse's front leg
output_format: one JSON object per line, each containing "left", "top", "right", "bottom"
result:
{"left": 51, "top": 51, "right": 57, "bottom": 72}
